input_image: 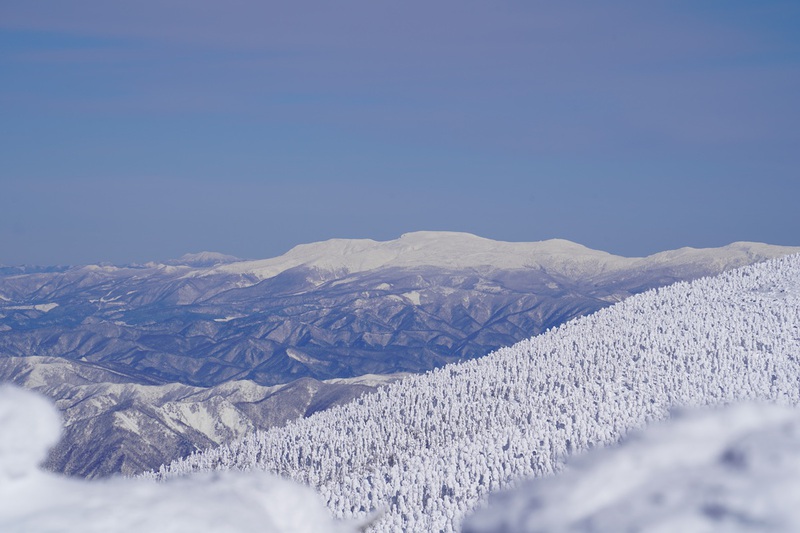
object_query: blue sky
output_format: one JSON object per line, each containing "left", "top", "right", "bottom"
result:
{"left": 1, "top": 1, "right": 798, "bottom": 264}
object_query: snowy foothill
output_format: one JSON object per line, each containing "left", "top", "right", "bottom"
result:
{"left": 0, "top": 385, "right": 357, "bottom": 533}
{"left": 464, "top": 403, "right": 800, "bottom": 532}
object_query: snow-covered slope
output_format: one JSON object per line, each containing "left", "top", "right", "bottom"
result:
{"left": 155, "top": 254, "right": 800, "bottom": 532}
{"left": 464, "top": 403, "right": 800, "bottom": 532}
{"left": 0, "top": 385, "right": 355, "bottom": 533}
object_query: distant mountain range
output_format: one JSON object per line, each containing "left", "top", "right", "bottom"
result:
{"left": 2, "top": 232, "right": 797, "bottom": 387}
{"left": 1, "top": 232, "right": 798, "bottom": 477}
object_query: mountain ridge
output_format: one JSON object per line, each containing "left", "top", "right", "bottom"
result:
{"left": 209, "top": 232, "right": 800, "bottom": 281}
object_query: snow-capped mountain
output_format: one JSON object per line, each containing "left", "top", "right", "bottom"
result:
{"left": 165, "top": 251, "right": 243, "bottom": 268}
{"left": 154, "top": 254, "right": 800, "bottom": 532}
{"left": 209, "top": 231, "right": 792, "bottom": 280}
{"left": 209, "top": 232, "right": 628, "bottom": 279}
{"left": 1, "top": 232, "right": 798, "bottom": 478}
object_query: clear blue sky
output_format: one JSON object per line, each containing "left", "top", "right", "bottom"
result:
{"left": 1, "top": 1, "right": 798, "bottom": 265}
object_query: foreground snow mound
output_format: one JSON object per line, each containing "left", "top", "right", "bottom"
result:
{"left": 0, "top": 385, "right": 62, "bottom": 479}
{"left": 0, "top": 385, "right": 354, "bottom": 533}
{"left": 464, "top": 404, "right": 800, "bottom": 533}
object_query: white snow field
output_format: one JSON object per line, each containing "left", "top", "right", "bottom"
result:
{"left": 155, "top": 254, "right": 800, "bottom": 532}
{"left": 464, "top": 403, "right": 800, "bottom": 532}
{"left": 0, "top": 385, "right": 357, "bottom": 533}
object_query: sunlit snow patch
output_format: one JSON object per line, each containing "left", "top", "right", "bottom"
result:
{"left": 1, "top": 303, "right": 59, "bottom": 312}
{"left": 463, "top": 404, "right": 800, "bottom": 533}
{"left": 213, "top": 316, "right": 241, "bottom": 322}
{"left": 0, "top": 385, "right": 356, "bottom": 533}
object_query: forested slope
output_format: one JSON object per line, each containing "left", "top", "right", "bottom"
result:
{"left": 155, "top": 254, "right": 799, "bottom": 531}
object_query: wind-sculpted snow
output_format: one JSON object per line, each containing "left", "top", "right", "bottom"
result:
{"left": 464, "top": 403, "right": 800, "bottom": 532}
{"left": 0, "top": 385, "right": 356, "bottom": 533}
{"left": 155, "top": 254, "right": 800, "bottom": 532}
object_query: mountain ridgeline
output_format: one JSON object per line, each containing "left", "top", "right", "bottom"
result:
{"left": 1, "top": 232, "right": 798, "bottom": 478}
{"left": 2, "top": 232, "right": 796, "bottom": 387}
{"left": 154, "top": 254, "right": 800, "bottom": 532}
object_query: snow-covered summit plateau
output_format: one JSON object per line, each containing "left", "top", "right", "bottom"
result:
{"left": 157, "top": 253, "right": 800, "bottom": 532}
{"left": 210, "top": 231, "right": 795, "bottom": 280}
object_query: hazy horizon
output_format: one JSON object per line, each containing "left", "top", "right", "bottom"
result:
{"left": 1, "top": 229, "right": 798, "bottom": 268}
{"left": 2, "top": 2, "right": 799, "bottom": 265}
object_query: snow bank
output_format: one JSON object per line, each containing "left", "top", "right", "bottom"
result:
{"left": 0, "top": 385, "right": 62, "bottom": 479}
{"left": 463, "top": 404, "right": 800, "bottom": 532}
{"left": 0, "top": 385, "right": 356, "bottom": 533}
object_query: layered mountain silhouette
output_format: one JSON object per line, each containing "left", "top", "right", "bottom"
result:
{"left": 1, "top": 232, "right": 798, "bottom": 477}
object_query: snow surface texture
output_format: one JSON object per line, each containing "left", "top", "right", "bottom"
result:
{"left": 464, "top": 403, "right": 800, "bottom": 532}
{"left": 156, "top": 254, "right": 800, "bottom": 532}
{"left": 0, "top": 385, "right": 356, "bottom": 533}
